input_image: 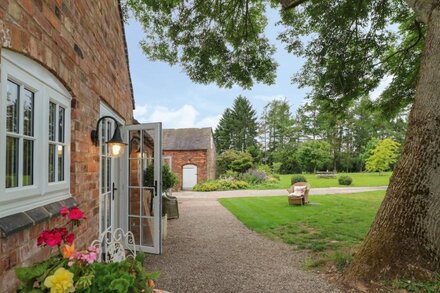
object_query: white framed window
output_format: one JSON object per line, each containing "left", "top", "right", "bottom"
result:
{"left": 0, "top": 49, "right": 72, "bottom": 218}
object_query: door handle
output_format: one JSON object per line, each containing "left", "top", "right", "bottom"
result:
{"left": 112, "top": 182, "right": 118, "bottom": 200}
{"left": 154, "top": 180, "right": 158, "bottom": 197}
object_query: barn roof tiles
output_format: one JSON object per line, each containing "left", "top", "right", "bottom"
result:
{"left": 163, "top": 128, "right": 213, "bottom": 151}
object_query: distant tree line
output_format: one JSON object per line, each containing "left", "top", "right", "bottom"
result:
{"left": 215, "top": 95, "right": 406, "bottom": 174}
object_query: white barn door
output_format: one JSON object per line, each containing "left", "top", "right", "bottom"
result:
{"left": 182, "top": 164, "right": 197, "bottom": 190}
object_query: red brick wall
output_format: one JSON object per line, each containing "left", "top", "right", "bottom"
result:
{"left": 164, "top": 150, "right": 208, "bottom": 190}
{"left": 0, "top": 1, "right": 133, "bottom": 291}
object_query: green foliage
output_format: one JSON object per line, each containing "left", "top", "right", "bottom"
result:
{"left": 291, "top": 175, "right": 307, "bottom": 184}
{"left": 144, "top": 164, "right": 177, "bottom": 191}
{"left": 16, "top": 257, "right": 63, "bottom": 292}
{"left": 366, "top": 138, "right": 401, "bottom": 173}
{"left": 297, "top": 140, "right": 332, "bottom": 173}
{"left": 239, "top": 169, "right": 268, "bottom": 185}
{"left": 220, "top": 191, "right": 385, "bottom": 271}
{"left": 256, "top": 164, "right": 272, "bottom": 175}
{"left": 390, "top": 276, "right": 440, "bottom": 292}
{"left": 280, "top": 1, "right": 422, "bottom": 116}
{"left": 217, "top": 150, "right": 253, "bottom": 174}
{"left": 272, "top": 162, "right": 282, "bottom": 174}
{"left": 260, "top": 98, "right": 295, "bottom": 159}
{"left": 270, "top": 142, "right": 302, "bottom": 174}
{"left": 16, "top": 252, "right": 158, "bottom": 293}
{"left": 338, "top": 175, "right": 353, "bottom": 186}
{"left": 127, "top": 0, "right": 276, "bottom": 89}
{"left": 215, "top": 96, "right": 259, "bottom": 153}
{"left": 193, "top": 179, "right": 249, "bottom": 192}
{"left": 81, "top": 252, "right": 157, "bottom": 293}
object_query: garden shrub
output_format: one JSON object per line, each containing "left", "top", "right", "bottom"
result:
{"left": 240, "top": 169, "right": 268, "bottom": 184}
{"left": 193, "top": 179, "right": 249, "bottom": 191}
{"left": 217, "top": 150, "right": 253, "bottom": 174}
{"left": 144, "top": 164, "right": 177, "bottom": 190}
{"left": 291, "top": 174, "right": 307, "bottom": 184}
{"left": 256, "top": 164, "right": 272, "bottom": 175}
{"left": 221, "top": 170, "right": 239, "bottom": 180}
{"left": 338, "top": 175, "right": 353, "bottom": 185}
{"left": 272, "top": 162, "right": 282, "bottom": 174}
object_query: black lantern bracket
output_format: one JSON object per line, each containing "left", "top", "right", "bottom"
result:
{"left": 90, "top": 115, "right": 127, "bottom": 147}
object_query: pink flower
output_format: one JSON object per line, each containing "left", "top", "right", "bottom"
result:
{"left": 83, "top": 252, "right": 97, "bottom": 264}
{"left": 60, "top": 207, "right": 68, "bottom": 216}
{"left": 65, "top": 233, "right": 75, "bottom": 245}
{"left": 68, "top": 208, "right": 84, "bottom": 221}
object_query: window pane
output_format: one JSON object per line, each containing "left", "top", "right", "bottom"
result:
{"left": 48, "top": 144, "right": 56, "bottom": 183}
{"left": 23, "top": 89, "right": 34, "bottom": 136}
{"left": 49, "top": 102, "right": 56, "bottom": 141}
{"left": 58, "top": 107, "right": 65, "bottom": 143}
{"left": 23, "top": 139, "right": 34, "bottom": 186}
{"left": 6, "top": 80, "right": 19, "bottom": 133}
{"left": 57, "top": 145, "right": 64, "bottom": 181}
{"left": 6, "top": 136, "right": 19, "bottom": 188}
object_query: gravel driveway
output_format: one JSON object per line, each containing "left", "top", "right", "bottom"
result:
{"left": 144, "top": 187, "right": 384, "bottom": 292}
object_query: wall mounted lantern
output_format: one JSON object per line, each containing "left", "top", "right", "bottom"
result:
{"left": 90, "top": 116, "right": 127, "bottom": 157}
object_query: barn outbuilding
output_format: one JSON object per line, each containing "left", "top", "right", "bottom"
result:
{"left": 163, "top": 128, "right": 217, "bottom": 190}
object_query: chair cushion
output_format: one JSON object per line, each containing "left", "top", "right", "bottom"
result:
{"left": 293, "top": 186, "right": 307, "bottom": 194}
{"left": 289, "top": 192, "right": 303, "bottom": 197}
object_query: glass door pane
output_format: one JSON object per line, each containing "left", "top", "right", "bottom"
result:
{"left": 123, "top": 123, "right": 162, "bottom": 254}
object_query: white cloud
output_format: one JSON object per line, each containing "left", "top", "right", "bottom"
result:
{"left": 133, "top": 104, "right": 220, "bottom": 129}
{"left": 195, "top": 114, "right": 222, "bottom": 130}
{"left": 133, "top": 104, "right": 147, "bottom": 117}
{"left": 254, "top": 94, "right": 286, "bottom": 102}
{"left": 148, "top": 105, "right": 198, "bottom": 128}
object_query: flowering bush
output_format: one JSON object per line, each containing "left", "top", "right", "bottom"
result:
{"left": 15, "top": 207, "right": 159, "bottom": 293}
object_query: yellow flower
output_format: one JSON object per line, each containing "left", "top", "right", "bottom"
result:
{"left": 63, "top": 243, "right": 75, "bottom": 259}
{"left": 44, "top": 267, "right": 75, "bottom": 293}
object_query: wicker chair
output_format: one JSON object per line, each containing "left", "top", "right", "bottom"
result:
{"left": 287, "top": 182, "right": 311, "bottom": 205}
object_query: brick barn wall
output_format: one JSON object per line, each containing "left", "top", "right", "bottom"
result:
{"left": 0, "top": 1, "right": 133, "bottom": 291}
{"left": 164, "top": 150, "right": 208, "bottom": 190}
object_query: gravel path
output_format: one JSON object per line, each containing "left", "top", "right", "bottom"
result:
{"left": 143, "top": 187, "right": 380, "bottom": 292}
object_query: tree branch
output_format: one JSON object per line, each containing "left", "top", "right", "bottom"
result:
{"left": 279, "top": 0, "right": 310, "bottom": 11}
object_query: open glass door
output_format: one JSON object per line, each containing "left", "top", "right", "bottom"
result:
{"left": 120, "top": 123, "right": 162, "bottom": 254}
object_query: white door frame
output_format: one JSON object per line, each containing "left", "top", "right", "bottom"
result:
{"left": 120, "top": 122, "right": 163, "bottom": 254}
{"left": 98, "top": 104, "right": 124, "bottom": 235}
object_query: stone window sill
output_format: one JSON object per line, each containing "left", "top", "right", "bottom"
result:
{"left": 0, "top": 197, "right": 77, "bottom": 237}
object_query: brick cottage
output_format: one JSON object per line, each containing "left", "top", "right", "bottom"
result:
{"left": 163, "top": 128, "right": 217, "bottom": 190}
{"left": 0, "top": 1, "right": 138, "bottom": 291}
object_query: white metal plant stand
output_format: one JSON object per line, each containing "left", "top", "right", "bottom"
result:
{"left": 91, "top": 228, "right": 136, "bottom": 263}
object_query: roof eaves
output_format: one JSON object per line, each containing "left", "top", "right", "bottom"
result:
{"left": 117, "top": 1, "right": 135, "bottom": 110}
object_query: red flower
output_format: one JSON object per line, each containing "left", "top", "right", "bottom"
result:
{"left": 54, "top": 227, "right": 68, "bottom": 237}
{"left": 60, "top": 207, "right": 68, "bottom": 216}
{"left": 65, "top": 233, "right": 75, "bottom": 245}
{"left": 45, "top": 231, "right": 63, "bottom": 247}
{"left": 37, "top": 230, "right": 50, "bottom": 247}
{"left": 68, "top": 208, "right": 84, "bottom": 221}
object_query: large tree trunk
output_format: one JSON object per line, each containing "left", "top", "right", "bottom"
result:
{"left": 345, "top": 2, "right": 440, "bottom": 281}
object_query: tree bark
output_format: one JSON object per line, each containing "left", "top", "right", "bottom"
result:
{"left": 345, "top": 2, "right": 440, "bottom": 281}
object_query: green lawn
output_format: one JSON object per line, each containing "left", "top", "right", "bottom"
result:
{"left": 251, "top": 172, "right": 392, "bottom": 189}
{"left": 219, "top": 191, "right": 385, "bottom": 269}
